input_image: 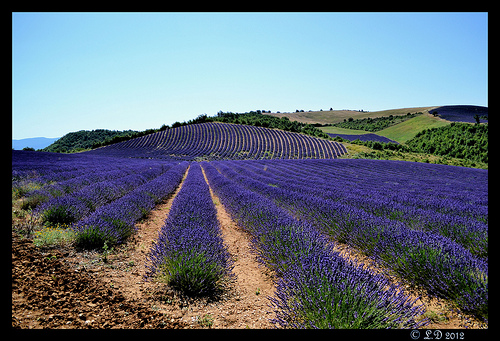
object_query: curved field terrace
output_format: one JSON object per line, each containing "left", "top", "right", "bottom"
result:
{"left": 87, "top": 122, "right": 347, "bottom": 160}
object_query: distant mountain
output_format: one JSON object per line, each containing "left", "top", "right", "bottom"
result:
{"left": 12, "top": 137, "right": 60, "bottom": 150}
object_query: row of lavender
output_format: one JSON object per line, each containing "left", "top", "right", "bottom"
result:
{"left": 210, "top": 159, "right": 488, "bottom": 320}
{"left": 201, "top": 161, "right": 427, "bottom": 328}
{"left": 87, "top": 122, "right": 346, "bottom": 160}
{"left": 226, "top": 159, "right": 488, "bottom": 258}
{"left": 13, "top": 150, "right": 168, "bottom": 201}
{"left": 33, "top": 164, "right": 171, "bottom": 225}
{"left": 74, "top": 162, "right": 188, "bottom": 247}
{"left": 12, "top": 150, "right": 188, "bottom": 248}
{"left": 145, "top": 163, "right": 234, "bottom": 296}
{"left": 13, "top": 150, "right": 112, "bottom": 181}
{"left": 14, "top": 149, "right": 169, "bottom": 221}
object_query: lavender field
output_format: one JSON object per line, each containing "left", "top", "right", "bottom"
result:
{"left": 326, "top": 132, "right": 399, "bottom": 144}
{"left": 11, "top": 123, "right": 488, "bottom": 328}
{"left": 429, "top": 105, "right": 488, "bottom": 123}
{"left": 204, "top": 159, "right": 488, "bottom": 325}
{"left": 86, "top": 122, "right": 347, "bottom": 160}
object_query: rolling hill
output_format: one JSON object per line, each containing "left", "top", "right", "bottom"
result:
{"left": 320, "top": 112, "right": 449, "bottom": 144}
{"left": 85, "top": 122, "right": 346, "bottom": 160}
{"left": 42, "top": 129, "right": 139, "bottom": 153}
{"left": 24, "top": 105, "right": 486, "bottom": 168}
{"left": 268, "top": 105, "right": 487, "bottom": 144}
{"left": 263, "top": 106, "right": 438, "bottom": 125}
{"left": 374, "top": 113, "right": 450, "bottom": 143}
{"left": 429, "top": 105, "right": 488, "bottom": 123}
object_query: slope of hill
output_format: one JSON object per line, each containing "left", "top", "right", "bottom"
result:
{"left": 264, "top": 106, "right": 437, "bottom": 125}
{"left": 375, "top": 113, "right": 450, "bottom": 143}
{"left": 42, "top": 129, "right": 138, "bottom": 153}
{"left": 327, "top": 112, "right": 423, "bottom": 132}
{"left": 429, "top": 105, "right": 488, "bottom": 123}
{"left": 325, "top": 133, "right": 399, "bottom": 144}
{"left": 85, "top": 122, "right": 346, "bottom": 160}
{"left": 320, "top": 112, "right": 449, "bottom": 144}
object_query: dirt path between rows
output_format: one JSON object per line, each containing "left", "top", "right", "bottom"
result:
{"left": 82, "top": 163, "right": 276, "bottom": 328}
{"left": 13, "top": 164, "right": 276, "bottom": 329}
{"left": 12, "top": 167, "right": 193, "bottom": 329}
{"left": 329, "top": 242, "right": 487, "bottom": 329}
{"left": 199, "top": 165, "right": 276, "bottom": 328}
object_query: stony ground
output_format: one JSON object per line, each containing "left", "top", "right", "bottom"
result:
{"left": 12, "top": 232, "right": 186, "bottom": 329}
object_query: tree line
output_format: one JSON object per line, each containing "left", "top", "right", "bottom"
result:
{"left": 332, "top": 122, "right": 488, "bottom": 165}
{"left": 328, "top": 112, "right": 422, "bottom": 132}
{"left": 41, "top": 129, "right": 139, "bottom": 153}
{"left": 406, "top": 122, "right": 488, "bottom": 164}
{"left": 172, "top": 110, "right": 330, "bottom": 139}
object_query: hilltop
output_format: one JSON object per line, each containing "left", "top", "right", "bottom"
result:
{"left": 322, "top": 112, "right": 450, "bottom": 144}
{"left": 86, "top": 122, "right": 346, "bottom": 160}
{"left": 263, "top": 106, "right": 438, "bottom": 125}
{"left": 429, "top": 105, "right": 488, "bottom": 123}
{"left": 28, "top": 105, "right": 487, "bottom": 168}
{"left": 265, "top": 105, "right": 488, "bottom": 144}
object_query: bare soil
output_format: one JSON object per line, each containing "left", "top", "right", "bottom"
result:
{"left": 12, "top": 166, "right": 276, "bottom": 329}
{"left": 11, "top": 232, "right": 186, "bottom": 329}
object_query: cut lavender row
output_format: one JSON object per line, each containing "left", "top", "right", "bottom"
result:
{"left": 145, "top": 163, "right": 233, "bottom": 296}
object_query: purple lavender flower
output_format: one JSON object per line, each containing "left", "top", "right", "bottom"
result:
{"left": 202, "top": 161, "right": 428, "bottom": 328}
{"left": 145, "top": 163, "right": 234, "bottom": 296}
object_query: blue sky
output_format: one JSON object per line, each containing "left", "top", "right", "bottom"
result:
{"left": 12, "top": 12, "right": 488, "bottom": 139}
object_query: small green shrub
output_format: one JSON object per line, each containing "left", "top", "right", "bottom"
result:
{"left": 158, "top": 251, "right": 227, "bottom": 296}
{"left": 20, "top": 193, "right": 48, "bottom": 210}
{"left": 74, "top": 225, "right": 114, "bottom": 249}
{"left": 33, "top": 225, "right": 75, "bottom": 247}
{"left": 40, "top": 205, "right": 77, "bottom": 225}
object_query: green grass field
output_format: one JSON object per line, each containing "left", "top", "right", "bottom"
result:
{"left": 319, "top": 112, "right": 450, "bottom": 143}
{"left": 376, "top": 113, "right": 450, "bottom": 143}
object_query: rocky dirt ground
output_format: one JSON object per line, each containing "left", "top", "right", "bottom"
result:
{"left": 12, "top": 232, "right": 186, "bottom": 329}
